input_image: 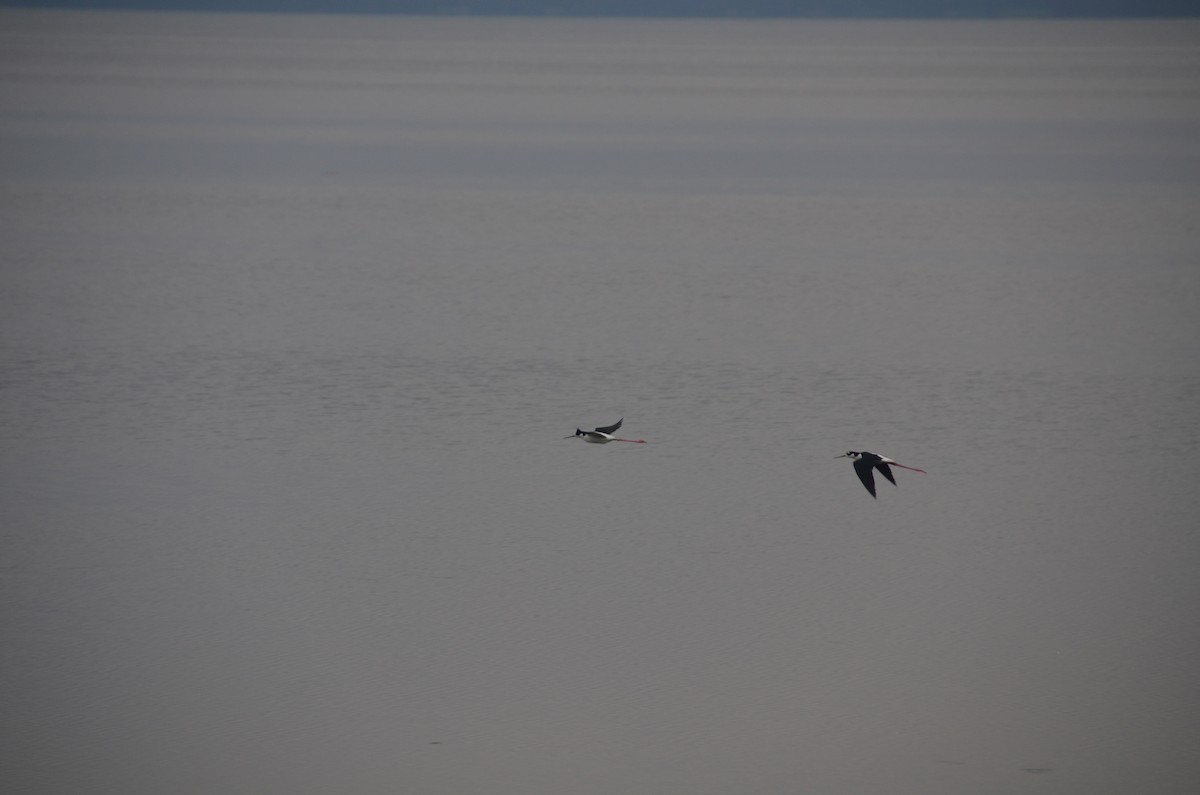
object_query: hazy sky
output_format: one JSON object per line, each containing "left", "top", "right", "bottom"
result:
{"left": 2, "top": 0, "right": 1197, "bottom": 18}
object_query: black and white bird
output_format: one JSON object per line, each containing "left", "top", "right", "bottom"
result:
{"left": 837, "top": 451, "right": 925, "bottom": 498}
{"left": 564, "top": 418, "right": 646, "bottom": 444}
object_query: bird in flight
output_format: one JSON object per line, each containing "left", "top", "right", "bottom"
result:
{"left": 565, "top": 418, "right": 646, "bottom": 444}
{"left": 837, "top": 451, "right": 925, "bottom": 498}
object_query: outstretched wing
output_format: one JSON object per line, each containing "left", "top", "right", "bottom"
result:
{"left": 875, "top": 463, "right": 898, "bottom": 487}
{"left": 853, "top": 458, "right": 877, "bottom": 498}
{"left": 593, "top": 418, "right": 623, "bottom": 434}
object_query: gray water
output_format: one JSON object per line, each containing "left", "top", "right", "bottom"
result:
{"left": 3, "top": 10, "right": 1199, "bottom": 794}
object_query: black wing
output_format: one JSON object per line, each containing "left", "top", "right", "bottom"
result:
{"left": 875, "top": 463, "right": 897, "bottom": 487}
{"left": 593, "top": 418, "right": 623, "bottom": 434}
{"left": 853, "top": 458, "right": 877, "bottom": 498}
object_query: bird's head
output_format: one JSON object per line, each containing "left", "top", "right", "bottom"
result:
{"left": 838, "top": 451, "right": 862, "bottom": 460}
{"left": 563, "top": 428, "right": 584, "bottom": 439}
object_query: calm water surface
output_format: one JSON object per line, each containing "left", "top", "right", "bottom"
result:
{"left": 2, "top": 11, "right": 1199, "bottom": 794}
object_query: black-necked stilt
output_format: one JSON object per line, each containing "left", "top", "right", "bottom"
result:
{"left": 565, "top": 418, "right": 646, "bottom": 444}
{"left": 837, "top": 451, "right": 925, "bottom": 498}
